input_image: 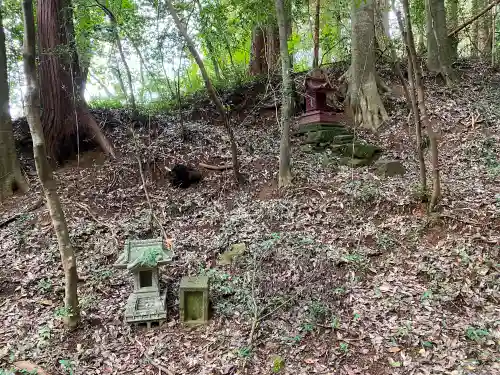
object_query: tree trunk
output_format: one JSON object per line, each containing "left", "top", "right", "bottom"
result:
{"left": 22, "top": 0, "right": 80, "bottom": 329}
{"left": 165, "top": 0, "right": 242, "bottom": 184}
{"left": 478, "top": 0, "right": 493, "bottom": 55}
{"left": 249, "top": 26, "right": 266, "bottom": 75}
{"left": 472, "top": 0, "right": 480, "bottom": 56}
{"left": 37, "top": 0, "right": 114, "bottom": 164}
{"left": 265, "top": 24, "right": 280, "bottom": 74}
{"left": 447, "top": 0, "right": 459, "bottom": 59}
{"left": 400, "top": 0, "right": 441, "bottom": 210}
{"left": 426, "top": 0, "right": 455, "bottom": 80}
{"left": 0, "top": 7, "right": 28, "bottom": 201}
{"left": 95, "top": 1, "right": 137, "bottom": 112}
{"left": 346, "top": 0, "right": 388, "bottom": 130}
{"left": 376, "top": 0, "right": 391, "bottom": 54}
{"left": 312, "top": 0, "right": 321, "bottom": 68}
{"left": 275, "top": 0, "right": 292, "bottom": 187}
{"left": 393, "top": 0, "right": 427, "bottom": 196}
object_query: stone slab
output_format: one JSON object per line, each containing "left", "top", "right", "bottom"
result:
{"left": 180, "top": 276, "right": 209, "bottom": 325}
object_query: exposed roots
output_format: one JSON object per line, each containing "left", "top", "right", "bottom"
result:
{"left": 345, "top": 69, "right": 389, "bottom": 130}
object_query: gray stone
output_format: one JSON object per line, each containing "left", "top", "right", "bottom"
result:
{"left": 339, "top": 157, "right": 373, "bottom": 168}
{"left": 330, "top": 142, "right": 381, "bottom": 159}
{"left": 296, "top": 122, "right": 347, "bottom": 134}
{"left": 375, "top": 159, "right": 406, "bottom": 177}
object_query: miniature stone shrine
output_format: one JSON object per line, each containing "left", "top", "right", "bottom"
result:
{"left": 299, "top": 68, "right": 341, "bottom": 129}
{"left": 179, "top": 276, "right": 209, "bottom": 325}
{"left": 114, "top": 238, "right": 172, "bottom": 328}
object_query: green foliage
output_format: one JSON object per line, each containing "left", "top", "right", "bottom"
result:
{"left": 137, "top": 247, "right": 163, "bottom": 267}
{"left": 59, "top": 359, "right": 75, "bottom": 375}
{"left": 37, "top": 278, "right": 52, "bottom": 293}
{"left": 272, "top": 355, "right": 285, "bottom": 373}
{"left": 465, "top": 326, "right": 490, "bottom": 341}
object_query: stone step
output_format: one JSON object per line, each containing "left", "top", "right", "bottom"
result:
{"left": 295, "top": 122, "right": 348, "bottom": 135}
{"left": 330, "top": 142, "right": 382, "bottom": 159}
{"left": 305, "top": 129, "right": 353, "bottom": 144}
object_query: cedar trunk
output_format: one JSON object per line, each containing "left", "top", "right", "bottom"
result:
{"left": 346, "top": 0, "right": 388, "bottom": 130}
{"left": 22, "top": 0, "right": 80, "bottom": 329}
{"left": 275, "top": 0, "right": 293, "bottom": 187}
{"left": 37, "top": 0, "right": 114, "bottom": 163}
{"left": 0, "top": 7, "right": 28, "bottom": 201}
{"left": 447, "top": 0, "right": 459, "bottom": 59}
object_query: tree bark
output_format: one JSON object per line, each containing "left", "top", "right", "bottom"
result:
{"left": 393, "top": 0, "right": 427, "bottom": 195}
{"left": 478, "top": 0, "right": 493, "bottom": 55}
{"left": 447, "top": 0, "right": 459, "bottom": 59}
{"left": 346, "top": 0, "right": 389, "bottom": 130}
{"left": 22, "top": 0, "right": 80, "bottom": 329}
{"left": 95, "top": 1, "right": 137, "bottom": 112}
{"left": 275, "top": 0, "right": 292, "bottom": 187}
{"left": 265, "top": 24, "right": 280, "bottom": 74}
{"left": 0, "top": 7, "right": 28, "bottom": 201}
{"left": 37, "top": 0, "right": 114, "bottom": 163}
{"left": 400, "top": 0, "right": 441, "bottom": 210}
{"left": 249, "top": 26, "right": 267, "bottom": 75}
{"left": 312, "top": 0, "right": 321, "bottom": 68}
{"left": 165, "top": 0, "right": 242, "bottom": 183}
{"left": 426, "top": 0, "right": 455, "bottom": 81}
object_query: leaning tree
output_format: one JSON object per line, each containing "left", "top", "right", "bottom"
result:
{"left": 0, "top": 7, "right": 27, "bottom": 201}
{"left": 344, "top": 0, "right": 388, "bottom": 130}
{"left": 37, "top": 0, "right": 114, "bottom": 164}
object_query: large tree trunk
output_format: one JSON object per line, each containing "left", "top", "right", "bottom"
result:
{"left": 249, "top": 26, "right": 266, "bottom": 75}
{"left": 37, "top": 0, "right": 114, "bottom": 164}
{"left": 346, "top": 0, "right": 388, "bottom": 130}
{"left": 265, "top": 25, "right": 280, "bottom": 73}
{"left": 165, "top": 0, "right": 242, "bottom": 184}
{"left": 275, "top": 0, "right": 292, "bottom": 187}
{"left": 0, "top": 8, "right": 28, "bottom": 201}
{"left": 22, "top": 0, "right": 80, "bottom": 329}
{"left": 426, "top": 0, "right": 455, "bottom": 81}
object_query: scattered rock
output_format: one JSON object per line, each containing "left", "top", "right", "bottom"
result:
{"left": 339, "top": 157, "right": 373, "bottom": 168}
{"left": 217, "top": 243, "right": 246, "bottom": 265}
{"left": 374, "top": 159, "right": 406, "bottom": 177}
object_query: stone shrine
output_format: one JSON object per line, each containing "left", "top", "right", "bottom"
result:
{"left": 114, "top": 238, "right": 172, "bottom": 328}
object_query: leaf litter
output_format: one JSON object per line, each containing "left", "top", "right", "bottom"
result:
{"left": 0, "top": 62, "right": 499, "bottom": 374}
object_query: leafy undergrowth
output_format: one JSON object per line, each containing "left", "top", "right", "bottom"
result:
{"left": 0, "top": 62, "right": 499, "bottom": 375}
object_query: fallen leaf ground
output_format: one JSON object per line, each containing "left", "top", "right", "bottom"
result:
{"left": 0, "top": 62, "right": 499, "bottom": 375}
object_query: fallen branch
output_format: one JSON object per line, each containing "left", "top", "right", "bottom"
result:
{"left": 448, "top": 0, "right": 500, "bottom": 36}
{"left": 199, "top": 162, "right": 233, "bottom": 171}
{"left": 0, "top": 198, "right": 44, "bottom": 229}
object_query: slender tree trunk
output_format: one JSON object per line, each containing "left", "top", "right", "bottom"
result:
{"left": 478, "top": 0, "right": 493, "bottom": 54}
{"left": 89, "top": 71, "right": 113, "bottom": 98}
{"left": 95, "top": 1, "right": 136, "bottom": 112}
{"left": 165, "top": 0, "right": 242, "bottom": 183}
{"left": 0, "top": 8, "right": 28, "bottom": 201}
{"left": 37, "top": 0, "right": 114, "bottom": 163}
{"left": 22, "top": 0, "right": 80, "bottom": 329}
{"left": 400, "top": 0, "right": 441, "bottom": 209}
{"left": 346, "top": 0, "right": 389, "bottom": 130}
{"left": 312, "top": 0, "right": 321, "bottom": 68}
{"left": 426, "top": 0, "right": 455, "bottom": 81}
{"left": 194, "top": 0, "right": 222, "bottom": 81}
{"left": 275, "top": 0, "right": 292, "bottom": 187}
{"left": 472, "top": 0, "right": 480, "bottom": 56}
{"left": 393, "top": 0, "right": 427, "bottom": 195}
{"left": 448, "top": 0, "right": 459, "bottom": 59}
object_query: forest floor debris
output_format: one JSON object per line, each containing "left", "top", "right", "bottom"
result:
{"left": 0, "top": 62, "right": 499, "bottom": 375}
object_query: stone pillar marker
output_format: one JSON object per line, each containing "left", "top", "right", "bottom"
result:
{"left": 179, "top": 276, "right": 209, "bottom": 325}
{"left": 114, "top": 238, "right": 172, "bottom": 328}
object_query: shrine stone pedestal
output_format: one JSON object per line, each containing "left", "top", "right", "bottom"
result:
{"left": 179, "top": 276, "right": 209, "bottom": 326}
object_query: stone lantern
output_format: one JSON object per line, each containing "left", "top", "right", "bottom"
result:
{"left": 114, "top": 238, "right": 172, "bottom": 328}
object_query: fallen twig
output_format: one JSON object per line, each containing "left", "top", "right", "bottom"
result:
{"left": 199, "top": 162, "right": 233, "bottom": 171}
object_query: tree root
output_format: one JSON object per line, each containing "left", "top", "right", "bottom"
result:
{"left": 346, "top": 71, "right": 389, "bottom": 130}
